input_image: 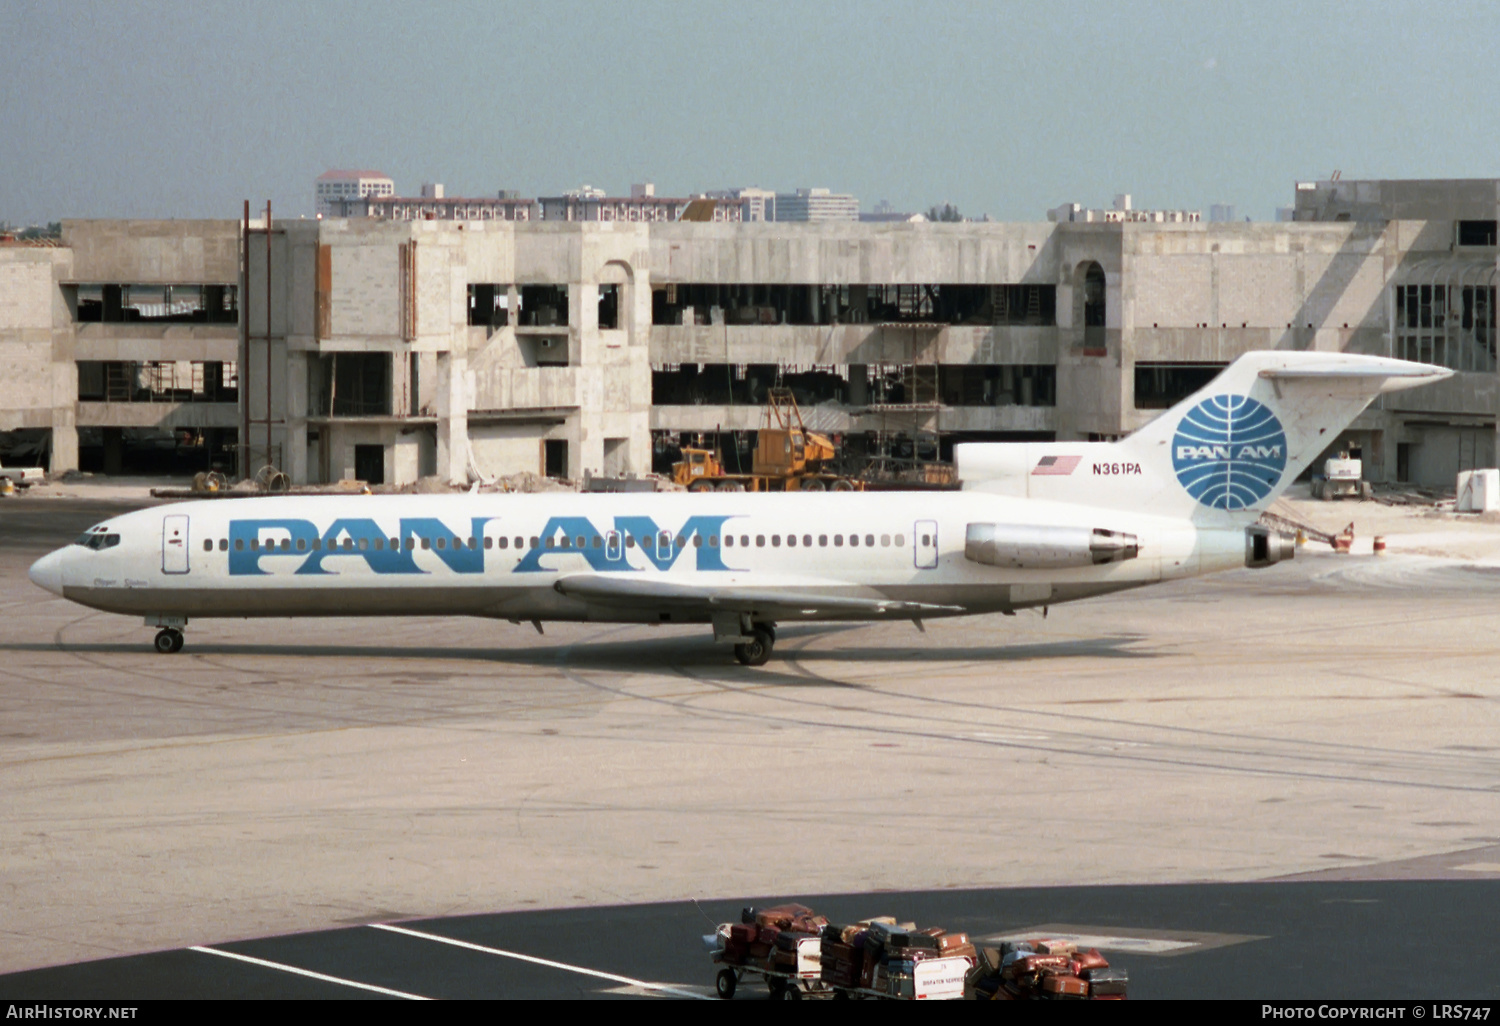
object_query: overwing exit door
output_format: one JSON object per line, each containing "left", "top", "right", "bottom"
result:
{"left": 162, "top": 515, "right": 190, "bottom": 574}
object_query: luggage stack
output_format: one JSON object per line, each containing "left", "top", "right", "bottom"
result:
{"left": 970, "top": 938, "right": 1128, "bottom": 1000}
{"left": 819, "top": 917, "right": 978, "bottom": 999}
{"left": 717, "top": 903, "right": 829, "bottom": 976}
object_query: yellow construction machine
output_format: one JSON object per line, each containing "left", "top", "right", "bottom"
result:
{"left": 673, "top": 388, "right": 859, "bottom": 492}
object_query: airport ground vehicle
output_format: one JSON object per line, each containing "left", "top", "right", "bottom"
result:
{"left": 0, "top": 462, "right": 43, "bottom": 490}
{"left": 1311, "top": 454, "right": 1373, "bottom": 500}
{"left": 672, "top": 388, "right": 859, "bottom": 492}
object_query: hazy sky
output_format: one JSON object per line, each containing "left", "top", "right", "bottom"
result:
{"left": 2, "top": 0, "right": 1496, "bottom": 225}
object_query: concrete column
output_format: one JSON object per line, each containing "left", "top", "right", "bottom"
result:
{"left": 286, "top": 352, "right": 309, "bottom": 484}
{"left": 435, "top": 351, "right": 468, "bottom": 484}
{"left": 49, "top": 422, "right": 78, "bottom": 475}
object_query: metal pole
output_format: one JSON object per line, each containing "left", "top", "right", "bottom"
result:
{"left": 239, "top": 200, "right": 249, "bottom": 478}
{"left": 265, "top": 201, "right": 273, "bottom": 473}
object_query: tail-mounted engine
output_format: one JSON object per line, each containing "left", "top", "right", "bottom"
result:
{"left": 965, "top": 524, "right": 1140, "bottom": 569}
{"left": 1245, "top": 525, "right": 1296, "bottom": 568}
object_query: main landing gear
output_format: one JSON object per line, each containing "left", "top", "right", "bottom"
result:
{"left": 153, "top": 628, "right": 184, "bottom": 654}
{"left": 733, "top": 623, "right": 776, "bottom": 667}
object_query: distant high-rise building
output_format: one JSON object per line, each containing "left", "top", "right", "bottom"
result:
{"left": 315, "top": 170, "right": 395, "bottom": 217}
{"left": 704, "top": 187, "right": 776, "bottom": 221}
{"left": 1209, "top": 203, "right": 1237, "bottom": 223}
{"left": 1048, "top": 194, "right": 1201, "bottom": 223}
{"left": 773, "top": 188, "right": 859, "bottom": 222}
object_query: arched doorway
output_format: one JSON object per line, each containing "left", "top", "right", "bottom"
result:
{"left": 1075, "top": 261, "right": 1106, "bottom": 353}
{"left": 599, "top": 260, "right": 635, "bottom": 343}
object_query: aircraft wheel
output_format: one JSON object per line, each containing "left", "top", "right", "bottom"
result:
{"left": 715, "top": 968, "right": 737, "bottom": 999}
{"left": 733, "top": 627, "right": 774, "bottom": 667}
{"left": 154, "top": 628, "right": 184, "bottom": 654}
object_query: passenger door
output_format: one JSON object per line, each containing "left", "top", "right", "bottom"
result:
{"left": 914, "top": 520, "right": 938, "bottom": 570}
{"left": 162, "top": 515, "right": 190, "bottom": 574}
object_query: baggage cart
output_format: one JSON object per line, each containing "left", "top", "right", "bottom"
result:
{"left": 705, "top": 925, "right": 828, "bottom": 1000}
{"left": 826, "top": 953, "right": 975, "bottom": 1001}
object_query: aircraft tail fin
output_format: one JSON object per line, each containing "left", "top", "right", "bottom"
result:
{"left": 956, "top": 351, "right": 1452, "bottom": 521}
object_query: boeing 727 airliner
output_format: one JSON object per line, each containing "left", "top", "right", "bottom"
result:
{"left": 28, "top": 351, "right": 1450, "bottom": 665}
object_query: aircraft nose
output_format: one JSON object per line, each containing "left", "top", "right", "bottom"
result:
{"left": 28, "top": 549, "right": 66, "bottom": 597}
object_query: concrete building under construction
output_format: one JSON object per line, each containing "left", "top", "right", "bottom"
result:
{"left": 0, "top": 178, "right": 1495, "bottom": 489}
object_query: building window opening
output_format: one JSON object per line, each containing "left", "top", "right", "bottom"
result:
{"left": 518, "top": 285, "right": 568, "bottom": 327}
{"left": 1134, "top": 362, "right": 1227, "bottom": 409}
{"left": 73, "top": 284, "right": 239, "bottom": 324}
{"left": 1457, "top": 220, "right": 1497, "bottom": 247}
{"left": 467, "top": 284, "right": 510, "bottom": 328}
{"left": 311, "top": 353, "right": 392, "bottom": 416}
{"left": 650, "top": 282, "right": 1054, "bottom": 328}
{"left": 598, "top": 284, "right": 620, "bottom": 329}
{"left": 936, "top": 365, "right": 1056, "bottom": 407}
{"left": 1395, "top": 283, "right": 1496, "bottom": 372}
{"left": 78, "top": 360, "right": 238, "bottom": 403}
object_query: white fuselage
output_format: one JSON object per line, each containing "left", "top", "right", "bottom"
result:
{"left": 31, "top": 490, "right": 1252, "bottom": 627}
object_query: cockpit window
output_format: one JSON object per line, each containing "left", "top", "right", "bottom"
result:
{"left": 73, "top": 531, "right": 120, "bottom": 551}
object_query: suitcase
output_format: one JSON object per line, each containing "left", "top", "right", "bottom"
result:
{"left": 1085, "top": 967, "right": 1128, "bottom": 997}
{"left": 1036, "top": 939, "right": 1077, "bottom": 955}
{"left": 1074, "top": 948, "right": 1109, "bottom": 971}
{"left": 937, "top": 932, "right": 970, "bottom": 952}
{"left": 901, "top": 932, "right": 941, "bottom": 951}
{"left": 754, "top": 903, "right": 812, "bottom": 928}
{"left": 1041, "top": 972, "right": 1089, "bottom": 999}
{"left": 729, "top": 923, "right": 757, "bottom": 944}
{"left": 757, "top": 925, "right": 780, "bottom": 946}
{"left": 999, "top": 940, "right": 1035, "bottom": 956}
{"left": 1007, "top": 954, "right": 1070, "bottom": 977}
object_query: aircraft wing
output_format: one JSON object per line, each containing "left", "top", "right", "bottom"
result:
{"left": 553, "top": 574, "right": 962, "bottom": 618}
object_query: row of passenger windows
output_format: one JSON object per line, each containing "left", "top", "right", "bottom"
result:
{"left": 204, "top": 532, "right": 913, "bottom": 553}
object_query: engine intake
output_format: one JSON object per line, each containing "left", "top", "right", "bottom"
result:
{"left": 1245, "top": 525, "right": 1296, "bottom": 568}
{"left": 965, "top": 523, "right": 1140, "bottom": 569}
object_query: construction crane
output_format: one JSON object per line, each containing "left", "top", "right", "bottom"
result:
{"left": 673, "top": 388, "right": 859, "bottom": 492}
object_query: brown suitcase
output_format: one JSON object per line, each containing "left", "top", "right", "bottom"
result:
{"left": 1036, "top": 939, "right": 1078, "bottom": 955}
{"left": 754, "top": 903, "right": 812, "bottom": 928}
{"left": 1008, "top": 954, "right": 1070, "bottom": 977}
{"left": 729, "top": 923, "right": 756, "bottom": 944}
{"left": 937, "top": 932, "right": 970, "bottom": 952}
{"left": 1042, "top": 973, "right": 1089, "bottom": 999}
{"left": 1074, "top": 948, "right": 1109, "bottom": 971}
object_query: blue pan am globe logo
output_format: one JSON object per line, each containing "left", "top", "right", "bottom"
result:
{"left": 1171, "top": 395, "right": 1288, "bottom": 510}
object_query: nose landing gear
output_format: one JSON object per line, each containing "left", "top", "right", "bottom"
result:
{"left": 153, "top": 628, "right": 184, "bottom": 654}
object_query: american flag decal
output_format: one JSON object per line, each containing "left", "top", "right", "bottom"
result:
{"left": 1032, "top": 455, "right": 1082, "bottom": 476}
